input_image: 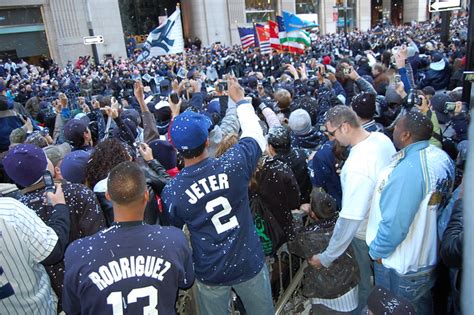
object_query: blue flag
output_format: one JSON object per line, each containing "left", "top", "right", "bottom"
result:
{"left": 282, "top": 11, "right": 318, "bottom": 32}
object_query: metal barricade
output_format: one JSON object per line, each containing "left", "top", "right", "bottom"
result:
{"left": 174, "top": 229, "right": 310, "bottom": 314}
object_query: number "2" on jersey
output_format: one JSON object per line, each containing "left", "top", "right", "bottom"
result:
{"left": 206, "top": 196, "right": 239, "bottom": 234}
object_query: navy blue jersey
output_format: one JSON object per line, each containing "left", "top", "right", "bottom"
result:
{"left": 162, "top": 137, "right": 265, "bottom": 285}
{"left": 62, "top": 222, "right": 194, "bottom": 315}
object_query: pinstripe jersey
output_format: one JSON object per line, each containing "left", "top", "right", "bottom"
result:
{"left": 0, "top": 197, "right": 58, "bottom": 315}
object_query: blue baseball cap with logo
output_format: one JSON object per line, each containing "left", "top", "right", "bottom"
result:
{"left": 170, "top": 111, "right": 212, "bottom": 151}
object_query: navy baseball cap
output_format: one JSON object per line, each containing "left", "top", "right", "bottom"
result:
{"left": 3, "top": 144, "right": 48, "bottom": 187}
{"left": 170, "top": 111, "right": 212, "bottom": 151}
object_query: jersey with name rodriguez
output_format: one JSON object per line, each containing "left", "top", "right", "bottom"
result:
{"left": 62, "top": 222, "right": 194, "bottom": 315}
{"left": 162, "top": 137, "right": 265, "bottom": 286}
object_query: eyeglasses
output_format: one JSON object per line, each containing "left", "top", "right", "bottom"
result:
{"left": 325, "top": 122, "right": 345, "bottom": 137}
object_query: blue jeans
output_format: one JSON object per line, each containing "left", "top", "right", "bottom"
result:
{"left": 374, "top": 263, "right": 436, "bottom": 315}
{"left": 351, "top": 238, "right": 373, "bottom": 313}
{"left": 195, "top": 264, "right": 274, "bottom": 315}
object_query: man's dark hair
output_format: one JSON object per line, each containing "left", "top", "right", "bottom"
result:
{"left": 402, "top": 111, "right": 433, "bottom": 142}
{"left": 107, "top": 161, "right": 146, "bottom": 205}
{"left": 179, "top": 142, "right": 206, "bottom": 159}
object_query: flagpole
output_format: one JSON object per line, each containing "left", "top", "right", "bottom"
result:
{"left": 176, "top": 3, "right": 187, "bottom": 72}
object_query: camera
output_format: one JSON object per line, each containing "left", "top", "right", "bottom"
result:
{"left": 218, "top": 81, "right": 228, "bottom": 91}
{"left": 343, "top": 68, "right": 352, "bottom": 75}
{"left": 405, "top": 89, "right": 422, "bottom": 109}
{"left": 445, "top": 102, "right": 457, "bottom": 112}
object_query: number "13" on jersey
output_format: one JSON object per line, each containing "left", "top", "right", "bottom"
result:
{"left": 107, "top": 286, "right": 158, "bottom": 315}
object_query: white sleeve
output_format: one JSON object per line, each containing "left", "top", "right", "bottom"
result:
{"left": 13, "top": 199, "right": 58, "bottom": 263}
{"left": 339, "top": 172, "right": 376, "bottom": 221}
{"left": 319, "top": 217, "right": 361, "bottom": 267}
{"left": 234, "top": 99, "right": 267, "bottom": 152}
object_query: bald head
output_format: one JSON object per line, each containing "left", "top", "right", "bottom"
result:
{"left": 401, "top": 112, "right": 433, "bottom": 142}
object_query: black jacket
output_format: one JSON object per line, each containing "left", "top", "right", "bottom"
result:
{"left": 441, "top": 198, "right": 463, "bottom": 269}
{"left": 274, "top": 149, "right": 312, "bottom": 204}
{"left": 251, "top": 157, "right": 301, "bottom": 241}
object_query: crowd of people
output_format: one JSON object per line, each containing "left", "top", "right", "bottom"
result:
{"left": 0, "top": 10, "right": 471, "bottom": 315}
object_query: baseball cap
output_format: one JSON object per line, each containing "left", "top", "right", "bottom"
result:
{"left": 267, "top": 126, "right": 291, "bottom": 150}
{"left": 170, "top": 111, "right": 212, "bottom": 151}
{"left": 148, "top": 139, "right": 177, "bottom": 170}
{"left": 367, "top": 286, "right": 415, "bottom": 314}
{"left": 60, "top": 150, "right": 91, "bottom": 184}
{"left": 385, "top": 85, "right": 404, "bottom": 105}
{"left": 63, "top": 118, "right": 88, "bottom": 147}
{"left": 43, "top": 143, "right": 71, "bottom": 167}
{"left": 288, "top": 109, "right": 312, "bottom": 136}
{"left": 206, "top": 99, "right": 221, "bottom": 115}
{"left": 430, "top": 52, "right": 446, "bottom": 71}
{"left": 430, "top": 92, "right": 453, "bottom": 124}
{"left": 3, "top": 144, "right": 48, "bottom": 187}
{"left": 121, "top": 109, "right": 141, "bottom": 126}
{"left": 351, "top": 92, "right": 376, "bottom": 119}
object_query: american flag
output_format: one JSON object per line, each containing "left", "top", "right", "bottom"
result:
{"left": 238, "top": 27, "right": 255, "bottom": 50}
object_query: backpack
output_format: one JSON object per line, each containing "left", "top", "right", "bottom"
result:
{"left": 250, "top": 194, "right": 286, "bottom": 256}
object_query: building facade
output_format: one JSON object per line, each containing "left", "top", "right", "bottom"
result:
{"left": 182, "top": 0, "right": 454, "bottom": 47}
{"left": 1, "top": 0, "right": 126, "bottom": 66}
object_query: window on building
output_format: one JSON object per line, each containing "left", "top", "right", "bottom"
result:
{"left": 0, "top": 7, "right": 43, "bottom": 27}
{"left": 245, "top": 0, "right": 276, "bottom": 23}
{"left": 118, "top": 0, "right": 171, "bottom": 35}
{"left": 296, "top": 0, "right": 319, "bottom": 14}
{"left": 336, "top": 0, "right": 356, "bottom": 32}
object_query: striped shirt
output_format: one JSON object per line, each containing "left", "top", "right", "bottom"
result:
{"left": 312, "top": 285, "right": 358, "bottom": 312}
{"left": 0, "top": 197, "right": 58, "bottom": 315}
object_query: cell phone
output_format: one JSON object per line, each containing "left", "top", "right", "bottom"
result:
{"left": 343, "top": 68, "right": 351, "bottom": 75}
{"left": 43, "top": 170, "right": 56, "bottom": 194}
{"left": 445, "top": 102, "right": 457, "bottom": 112}
{"left": 218, "top": 81, "right": 228, "bottom": 91}
{"left": 170, "top": 92, "right": 179, "bottom": 104}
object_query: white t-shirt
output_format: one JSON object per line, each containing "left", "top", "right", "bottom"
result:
{"left": 339, "top": 132, "right": 396, "bottom": 240}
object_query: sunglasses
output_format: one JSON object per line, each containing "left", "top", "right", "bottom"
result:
{"left": 325, "top": 122, "right": 345, "bottom": 137}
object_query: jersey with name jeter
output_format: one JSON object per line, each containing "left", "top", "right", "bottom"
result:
{"left": 62, "top": 222, "right": 194, "bottom": 315}
{"left": 162, "top": 137, "right": 265, "bottom": 286}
